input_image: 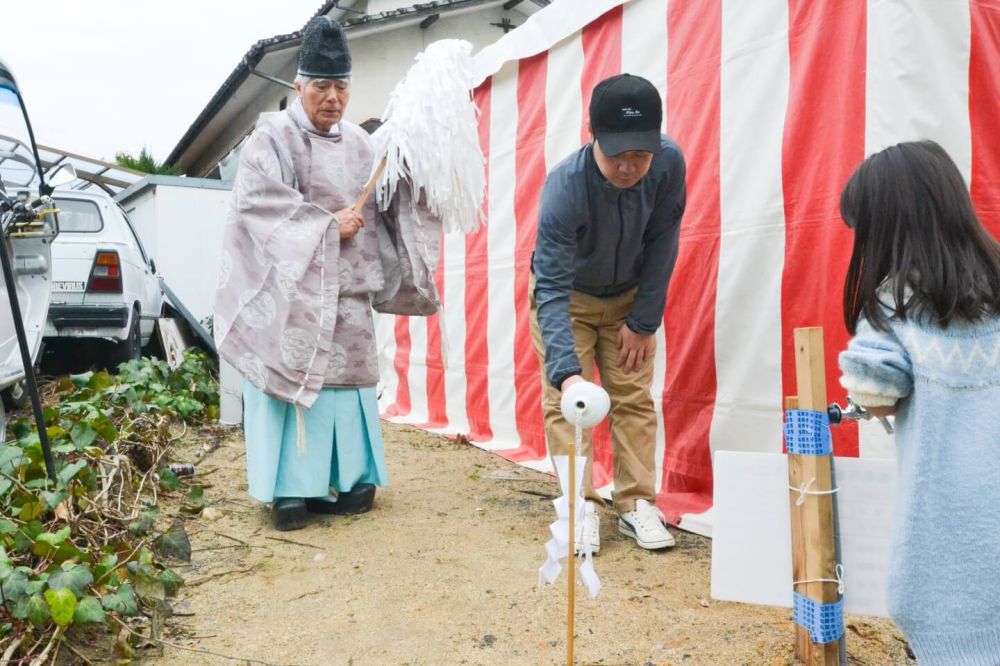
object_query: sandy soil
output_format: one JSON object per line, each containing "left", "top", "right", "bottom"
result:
{"left": 141, "top": 423, "right": 912, "bottom": 666}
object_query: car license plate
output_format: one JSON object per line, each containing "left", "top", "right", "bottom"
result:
{"left": 52, "top": 281, "right": 85, "bottom": 291}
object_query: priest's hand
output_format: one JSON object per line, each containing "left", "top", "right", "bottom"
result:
{"left": 335, "top": 208, "right": 364, "bottom": 239}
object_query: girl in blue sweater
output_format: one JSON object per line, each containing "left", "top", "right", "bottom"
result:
{"left": 838, "top": 140, "right": 1000, "bottom": 665}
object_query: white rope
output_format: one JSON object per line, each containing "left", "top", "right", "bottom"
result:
{"left": 371, "top": 39, "right": 485, "bottom": 235}
{"left": 789, "top": 477, "right": 840, "bottom": 506}
{"left": 793, "top": 563, "right": 846, "bottom": 595}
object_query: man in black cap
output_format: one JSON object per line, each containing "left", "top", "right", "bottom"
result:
{"left": 217, "top": 16, "right": 387, "bottom": 531}
{"left": 530, "top": 73, "right": 686, "bottom": 554}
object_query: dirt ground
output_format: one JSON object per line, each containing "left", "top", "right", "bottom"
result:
{"left": 140, "top": 422, "right": 912, "bottom": 666}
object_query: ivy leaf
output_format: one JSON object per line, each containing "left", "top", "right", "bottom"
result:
{"left": 181, "top": 485, "right": 205, "bottom": 514}
{"left": 19, "top": 501, "right": 43, "bottom": 521}
{"left": 35, "top": 526, "right": 72, "bottom": 546}
{"left": 128, "top": 508, "right": 159, "bottom": 537}
{"left": 69, "top": 372, "right": 93, "bottom": 389}
{"left": 48, "top": 564, "right": 94, "bottom": 598}
{"left": 158, "top": 569, "right": 184, "bottom": 597}
{"left": 73, "top": 595, "right": 106, "bottom": 624}
{"left": 153, "top": 523, "right": 191, "bottom": 563}
{"left": 44, "top": 587, "right": 77, "bottom": 626}
{"left": 134, "top": 565, "right": 165, "bottom": 601}
{"left": 88, "top": 371, "right": 113, "bottom": 391}
{"left": 57, "top": 460, "right": 88, "bottom": 486}
{"left": 91, "top": 413, "right": 118, "bottom": 443}
{"left": 157, "top": 467, "right": 181, "bottom": 492}
{"left": 26, "top": 593, "right": 50, "bottom": 628}
{"left": 100, "top": 584, "right": 138, "bottom": 616}
{"left": 1, "top": 570, "right": 28, "bottom": 602}
{"left": 40, "top": 490, "right": 68, "bottom": 512}
{"left": 0, "top": 519, "right": 16, "bottom": 535}
{"left": 70, "top": 423, "right": 98, "bottom": 449}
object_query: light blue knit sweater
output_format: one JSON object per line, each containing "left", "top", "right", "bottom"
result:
{"left": 840, "top": 312, "right": 1000, "bottom": 665}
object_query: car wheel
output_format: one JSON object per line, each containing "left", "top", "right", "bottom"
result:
{"left": 112, "top": 308, "right": 142, "bottom": 368}
{"left": 1, "top": 378, "right": 28, "bottom": 410}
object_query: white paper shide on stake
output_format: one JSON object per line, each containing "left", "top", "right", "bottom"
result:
{"left": 538, "top": 381, "right": 610, "bottom": 599}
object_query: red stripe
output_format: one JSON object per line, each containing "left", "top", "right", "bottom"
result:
{"left": 510, "top": 52, "right": 548, "bottom": 461}
{"left": 659, "top": 0, "right": 722, "bottom": 523}
{"left": 464, "top": 82, "right": 494, "bottom": 442}
{"left": 382, "top": 317, "right": 412, "bottom": 418}
{"left": 421, "top": 246, "right": 448, "bottom": 428}
{"left": 580, "top": 5, "right": 623, "bottom": 143}
{"left": 580, "top": 5, "right": 623, "bottom": 490}
{"left": 780, "top": 0, "right": 867, "bottom": 458}
{"left": 971, "top": 0, "right": 1000, "bottom": 241}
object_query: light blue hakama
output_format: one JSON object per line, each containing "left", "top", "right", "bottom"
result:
{"left": 242, "top": 381, "right": 388, "bottom": 502}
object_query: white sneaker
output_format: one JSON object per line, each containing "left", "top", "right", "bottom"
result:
{"left": 618, "top": 499, "right": 675, "bottom": 550}
{"left": 574, "top": 501, "right": 600, "bottom": 555}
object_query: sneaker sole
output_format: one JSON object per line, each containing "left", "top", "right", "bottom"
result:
{"left": 618, "top": 519, "right": 675, "bottom": 550}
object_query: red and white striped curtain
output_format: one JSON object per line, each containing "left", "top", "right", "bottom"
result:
{"left": 377, "top": 0, "right": 1000, "bottom": 533}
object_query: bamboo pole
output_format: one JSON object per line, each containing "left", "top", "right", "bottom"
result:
{"left": 787, "top": 327, "right": 842, "bottom": 665}
{"left": 566, "top": 436, "right": 576, "bottom": 666}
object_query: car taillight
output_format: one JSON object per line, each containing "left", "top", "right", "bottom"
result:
{"left": 87, "top": 250, "right": 123, "bottom": 293}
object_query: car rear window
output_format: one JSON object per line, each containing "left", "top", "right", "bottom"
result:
{"left": 53, "top": 198, "right": 103, "bottom": 232}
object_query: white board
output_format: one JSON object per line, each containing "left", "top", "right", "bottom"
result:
{"left": 710, "top": 451, "right": 897, "bottom": 617}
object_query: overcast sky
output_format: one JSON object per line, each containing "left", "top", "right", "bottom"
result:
{"left": 2, "top": 1, "right": 323, "bottom": 164}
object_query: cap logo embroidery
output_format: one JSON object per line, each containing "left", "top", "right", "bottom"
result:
{"left": 621, "top": 107, "right": 643, "bottom": 117}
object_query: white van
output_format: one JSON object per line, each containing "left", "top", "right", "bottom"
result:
{"left": 44, "top": 190, "right": 163, "bottom": 364}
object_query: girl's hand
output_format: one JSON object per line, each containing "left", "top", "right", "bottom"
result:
{"left": 335, "top": 208, "right": 364, "bottom": 239}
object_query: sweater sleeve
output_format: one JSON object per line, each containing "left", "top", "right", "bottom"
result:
{"left": 626, "top": 148, "right": 686, "bottom": 335}
{"left": 838, "top": 317, "right": 914, "bottom": 408}
{"left": 533, "top": 181, "right": 583, "bottom": 390}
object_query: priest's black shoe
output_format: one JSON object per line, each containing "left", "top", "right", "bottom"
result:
{"left": 271, "top": 498, "right": 310, "bottom": 531}
{"left": 305, "top": 484, "right": 376, "bottom": 515}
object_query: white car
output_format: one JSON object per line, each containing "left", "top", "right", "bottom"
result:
{"left": 44, "top": 190, "right": 163, "bottom": 364}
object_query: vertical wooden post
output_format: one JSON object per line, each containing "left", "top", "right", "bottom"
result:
{"left": 787, "top": 327, "right": 842, "bottom": 665}
{"left": 566, "top": 439, "right": 576, "bottom": 666}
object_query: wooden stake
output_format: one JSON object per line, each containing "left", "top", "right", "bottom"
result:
{"left": 787, "top": 327, "right": 842, "bottom": 665}
{"left": 567, "top": 437, "right": 576, "bottom": 666}
{"left": 353, "top": 157, "right": 388, "bottom": 214}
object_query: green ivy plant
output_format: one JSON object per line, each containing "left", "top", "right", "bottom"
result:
{"left": 0, "top": 350, "right": 218, "bottom": 660}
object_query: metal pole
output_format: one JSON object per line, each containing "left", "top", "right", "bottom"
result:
{"left": 0, "top": 229, "right": 56, "bottom": 482}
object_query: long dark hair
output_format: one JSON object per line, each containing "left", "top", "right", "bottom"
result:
{"left": 841, "top": 140, "right": 1000, "bottom": 334}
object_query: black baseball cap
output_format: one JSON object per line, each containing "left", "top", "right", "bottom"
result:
{"left": 589, "top": 73, "right": 662, "bottom": 156}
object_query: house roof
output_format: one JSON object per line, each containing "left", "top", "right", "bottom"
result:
{"left": 166, "top": 0, "right": 548, "bottom": 175}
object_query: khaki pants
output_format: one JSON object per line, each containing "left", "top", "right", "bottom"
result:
{"left": 529, "top": 283, "right": 657, "bottom": 513}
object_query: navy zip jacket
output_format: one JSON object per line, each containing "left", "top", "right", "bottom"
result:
{"left": 532, "top": 136, "right": 686, "bottom": 389}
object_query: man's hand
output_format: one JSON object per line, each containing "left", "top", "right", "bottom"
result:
{"left": 560, "top": 374, "right": 584, "bottom": 392}
{"left": 617, "top": 325, "right": 655, "bottom": 374}
{"left": 335, "top": 207, "right": 364, "bottom": 239}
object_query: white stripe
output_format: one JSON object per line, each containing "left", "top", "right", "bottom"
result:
{"left": 622, "top": 0, "right": 669, "bottom": 491}
{"left": 866, "top": 0, "right": 972, "bottom": 179}
{"left": 712, "top": 0, "right": 789, "bottom": 456}
{"left": 375, "top": 312, "right": 398, "bottom": 413}
{"left": 862, "top": 0, "right": 972, "bottom": 458}
{"left": 543, "top": 32, "right": 583, "bottom": 173}
{"left": 482, "top": 62, "right": 522, "bottom": 451}
{"left": 472, "top": 0, "right": 635, "bottom": 86}
{"left": 441, "top": 231, "right": 471, "bottom": 435}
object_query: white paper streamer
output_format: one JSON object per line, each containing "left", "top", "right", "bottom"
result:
{"left": 370, "top": 39, "right": 486, "bottom": 235}
{"left": 538, "top": 454, "right": 600, "bottom": 598}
